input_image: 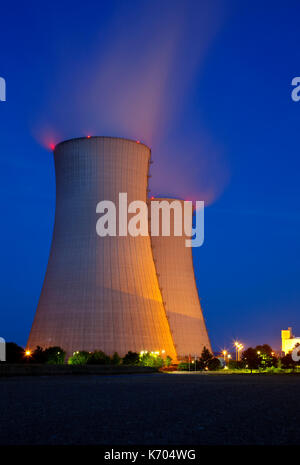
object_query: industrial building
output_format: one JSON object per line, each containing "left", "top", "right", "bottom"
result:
{"left": 281, "top": 327, "right": 300, "bottom": 354}
{"left": 28, "top": 137, "right": 210, "bottom": 359}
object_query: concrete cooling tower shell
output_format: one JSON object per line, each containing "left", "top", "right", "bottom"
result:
{"left": 150, "top": 198, "right": 211, "bottom": 358}
{"left": 28, "top": 137, "right": 177, "bottom": 359}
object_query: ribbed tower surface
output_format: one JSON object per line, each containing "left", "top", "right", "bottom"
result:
{"left": 150, "top": 198, "right": 211, "bottom": 358}
{"left": 28, "top": 137, "right": 177, "bottom": 359}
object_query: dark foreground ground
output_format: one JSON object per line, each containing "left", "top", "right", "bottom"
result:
{"left": 0, "top": 373, "right": 299, "bottom": 445}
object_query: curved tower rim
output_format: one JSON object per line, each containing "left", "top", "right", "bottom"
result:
{"left": 54, "top": 136, "right": 149, "bottom": 151}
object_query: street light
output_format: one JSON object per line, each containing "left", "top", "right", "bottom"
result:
{"left": 234, "top": 342, "right": 239, "bottom": 361}
{"left": 234, "top": 342, "right": 244, "bottom": 361}
{"left": 238, "top": 344, "right": 244, "bottom": 361}
{"left": 222, "top": 350, "right": 233, "bottom": 367}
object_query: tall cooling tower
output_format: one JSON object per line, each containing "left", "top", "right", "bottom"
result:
{"left": 28, "top": 137, "right": 176, "bottom": 359}
{"left": 150, "top": 198, "right": 211, "bottom": 358}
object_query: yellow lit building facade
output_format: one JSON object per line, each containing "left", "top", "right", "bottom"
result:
{"left": 281, "top": 327, "right": 300, "bottom": 354}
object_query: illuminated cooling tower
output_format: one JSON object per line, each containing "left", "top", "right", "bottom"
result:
{"left": 150, "top": 198, "right": 211, "bottom": 358}
{"left": 28, "top": 137, "right": 176, "bottom": 359}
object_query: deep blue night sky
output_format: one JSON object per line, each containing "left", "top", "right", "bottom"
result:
{"left": 1, "top": 0, "right": 300, "bottom": 352}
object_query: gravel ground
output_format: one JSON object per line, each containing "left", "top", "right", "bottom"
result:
{"left": 0, "top": 373, "right": 299, "bottom": 445}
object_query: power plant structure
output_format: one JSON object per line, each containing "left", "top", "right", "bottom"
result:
{"left": 28, "top": 136, "right": 210, "bottom": 359}
{"left": 150, "top": 198, "right": 211, "bottom": 357}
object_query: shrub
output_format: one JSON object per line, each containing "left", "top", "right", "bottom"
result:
{"left": 139, "top": 351, "right": 164, "bottom": 368}
{"left": 161, "top": 365, "right": 178, "bottom": 372}
{"left": 228, "top": 360, "right": 245, "bottom": 370}
{"left": 265, "top": 366, "right": 284, "bottom": 373}
{"left": 177, "top": 362, "right": 189, "bottom": 371}
{"left": 122, "top": 351, "right": 139, "bottom": 365}
{"left": 68, "top": 351, "right": 90, "bottom": 365}
{"left": 208, "top": 357, "right": 221, "bottom": 371}
{"left": 87, "top": 350, "right": 110, "bottom": 365}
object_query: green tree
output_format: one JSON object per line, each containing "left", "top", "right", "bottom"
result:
{"left": 281, "top": 353, "right": 297, "bottom": 370}
{"left": 87, "top": 350, "right": 110, "bottom": 365}
{"left": 44, "top": 346, "right": 66, "bottom": 364}
{"left": 31, "top": 346, "right": 47, "bottom": 363}
{"left": 242, "top": 347, "right": 260, "bottom": 373}
{"left": 5, "top": 342, "right": 25, "bottom": 363}
{"left": 255, "top": 344, "right": 272, "bottom": 356}
{"left": 198, "top": 346, "right": 213, "bottom": 370}
{"left": 68, "top": 351, "right": 90, "bottom": 365}
{"left": 122, "top": 351, "right": 139, "bottom": 365}
{"left": 207, "top": 357, "right": 221, "bottom": 371}
{"left": 255, "top": 344, "right": 277, "bottom": 368}
{"left": 111, "top": 352, "right": 121, "bottom": 365}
